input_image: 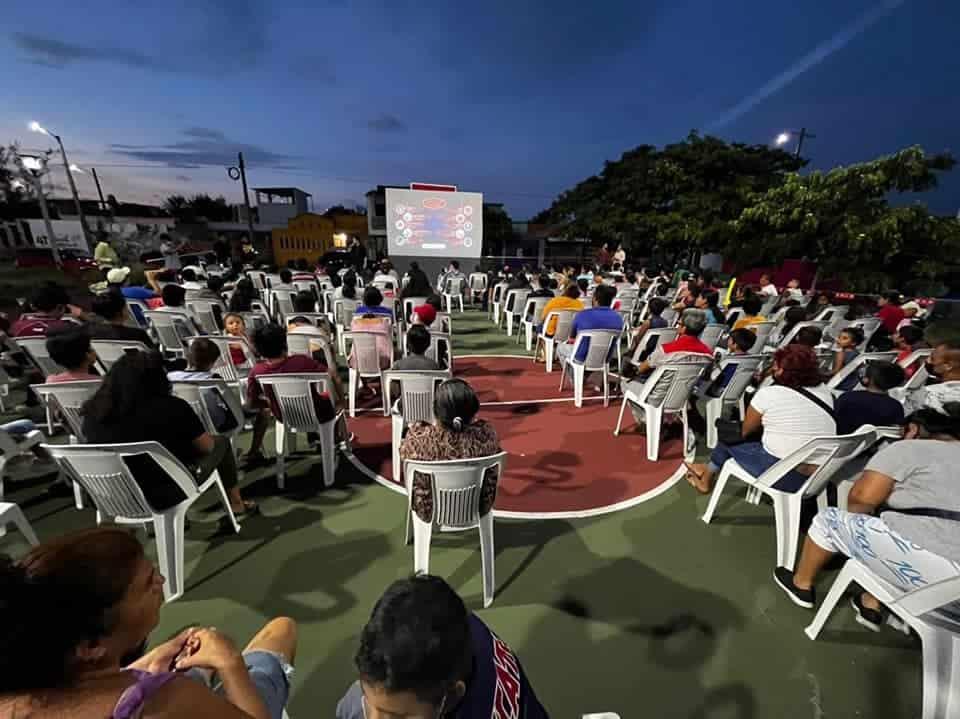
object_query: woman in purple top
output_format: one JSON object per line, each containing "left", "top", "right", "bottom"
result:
{"left": 0, "top": 528, "right": 296, "bottom": 719}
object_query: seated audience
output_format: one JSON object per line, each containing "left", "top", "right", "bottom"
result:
{"left": 336, "top": 574, "right": 547, "bottom": 719}
{"left": 106, "top": 266, "right": 157, "bottom": 301}
{"left": 905, "top": 327, "right": 960, "bottom": 414}
{"left": 401, "top": 261, "right": 433, "bottom": 299}
{"left": 45, "top": 326, "right": 99, "bottom": 383}
{"left": 696, "top": 289, "right": 725, "bottom": 325}
{"left": 411, "top": 302, "right": 438, "bottom": 328}
{"left": 539, "top": 282, "right": 584, "bottom": 337}
{"left": 772, "top": 306, "right": 807, "bottom": 346}
{"left": 178, "top": 268, "right": 206, "bottom": 292}
{"left": 784, "top": 278, "right": 804, "bottom": 303}
{"left": 400, "top": 379, "right": 501, "bottom": 520}
{"left": 223, "top": 312, "right": 254, "bottom": 366}
{"left": 356, "top": 287, "right": 393, "bottom": 318}
{"left": 228, "top": 277, "right": 258, "bottom": 313}
{"left": 393, "top": 325, "right": 440, "bottom": 371}
{"left": 685, "top": 345, "right": 836, "bottom": 494}
{"left": 272, "top": 268, "right": 296, "bottom": 292}
{"left": 791, "top": 325, "right": 823, "bottom": 349}
{"left": 88, "top": 290, "right": 155, "bottom": 347}
{"left": 835, "top": 360, "right": 906, "bottom": 434}
{"left": 0, "top": 527, "right": 296, "bottom": 719}
{"left": 758, "top": 272, "right": 778, "bottom": 297}
{"left": 631, "top": 308, "right": 713, "bottom": 377}
{"left": 875, "top": 290, "right": 905, "bottom": 334}
{"left": 529, "top": 274, "right": 555, "bottom": 299}
{"left": 334, "top": 272, "right": 358, "bottom": 301}
{"left": 245, "top": 324, "right": 341, "bottom": 466}
{"left": 286, "top": 291, "right": 321, "bottom": 331}
{"left": 732, "top": 295, "right": 765, "bottom": 331}
{"left": 629, "top": 296, "right": 670, "bottom": 353}
{"left": 701, "top": 328, "right": 757, "bottom": 397}
{"left": 81, "top": 350, "right": 254, "bottom": 515}
{"left": 832, "top": 326, "right": 864, "bottom": 390}
{"left": 12, "top": 283, "right": 80, "bottom": 337}
{"left": 774, "top": 403, "right": 960, "bottom": 628}
{"left": 167, "top": 337, "right": 234, "bottom": 432}
{"left": 898, "top": 300, "right": 922, "bottom": 329}
{"left": 557, "top": 284, "right": 622, "bottom": 364}
{"left": 894, "top": 324, "right": 927, "bottom": 376}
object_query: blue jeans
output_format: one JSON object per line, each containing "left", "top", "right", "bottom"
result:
{"left": 708, "top": 441, "right": 808, "bottom": 492}
{"left": 1, "top": 419, "right": 36, "bottom": 435}
{"left": 189, "top": 650, "right": 292, "bottom": 719}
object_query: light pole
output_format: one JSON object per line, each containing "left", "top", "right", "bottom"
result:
{"left": 15, "top": 151, "right": 61, "bottom": 267}
{"left": 227, "top": 151, "right": 257, "bottom": 254}
{"left": 30, "top": 121, "right": 93, "bottom": 252}
{"left": 775, "top": 128, "right": 815, "bottom": 159}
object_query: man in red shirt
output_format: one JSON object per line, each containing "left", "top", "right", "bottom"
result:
{"left": 244, "top": 323, "right": 342, "bottom": 466}
{"left": 11, "top": 283, "right": 82, "bottom": 337}
{"left": 876, "top": 291, "right": 905, "bottom": 334}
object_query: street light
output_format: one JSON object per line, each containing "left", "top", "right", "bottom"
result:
{"left": 15, "top": 150, "right": 61, "bottom": 266}
{"left": 773, "top": 128, "right": 815, "bottom": 159}
{"left": 30, "top": 120, "right": 92, "bottom": 251}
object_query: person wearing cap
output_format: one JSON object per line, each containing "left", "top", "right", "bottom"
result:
{"left": 94, "top": 233, "right": 119, "bottom": 271}
{"left": 411, "top": 303, "right": 437, "bottom": 328}
{"left": 106, "top": 267, "right": 157, "bottom": 302}
{"left": 898, "top": 300, "right": 922, "bottom": 330}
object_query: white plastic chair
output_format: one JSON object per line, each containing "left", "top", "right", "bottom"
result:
{"left": 126, "top": 298, "right": 151, "bottom": 329}
{"left": 628, "top": 327, "right": 678, "bottom": 367}
{"left": 0, "top": 426, "right": 46, "bottom": 505}
{"left": 292, "top": 279, "right": 319, "bottom": 296}
{"left": 559, "top": 329, "right": 620, "bottom": 408}
{"left": 827, "top": 351, "right": 898, "bottom": 392}
{"left": 442, "top": 277, "right": 465, "bottom": 313}
{"left": 775, "top": 320, "right": 828, "bottom": 349}
{"left": 189, "top": 336, "right": 256, "bottom": 398}
{"left": 0, "top": 365, "right": 10, "bottom": 413}
{"left": 144, "top": 310, "right": 194, "bottom": 356}
{"left": 90, "top": 339, "right": 151, "bottom": 372}
{"left": 287, "top": 331, "right": 338, "bottom": 376}
{"left": 43, "top": 441, "right": 240, "bottom": 601}
{"left": 614, "top": 357, "right": 712, "bottom": 460}
{"left": 382, "top": 370, "right": 450, "bottom": 480}
{"left": 891, "top": 350, "right": 933, "bottom": 406}
{"left": 535, "top": 310, "right": 578, "bottom": 373}
{"left": 759, "top": 294, "right": 780, "bottom": 317}
{"left": 805, "top": 559, "right": 960, "bottom": 719}
{"left": 490, "top": 283, "right": 507, "bottom": 324}
{"left": 502, "top": 290, "right": 530, "bottom": 336}
{"left": 724, "top": 307, "right": 745, "bottom": 328}
{"left": 169, "top": 379, "right": 245, "bottom": 452}
{"left": 0, "top": 501, "right": 38, "bottom": 545}
{"left": 813, "top": 304, "right": 846, "bottom": 323}
{"left": 700, "top": 428, "right": 877, "bottom": 570}
{"left": 186, "top": 299, "right": 225, "bottom": 335}
{"left": 517, "top": 297, "right": 551, "bottom": 351}
{"left": 468, "top": 272, "right": 487, "bottom": 304}
{"left": 344, "top": 330, "right": 392, "bottom": 417}
{"left": 401, "top": 297, "right": 428, "bottom": 325}
{"left": 270, "top": 290, "right": 297, "bottom": 323}
{"left": 255, "top": 373, "right": 341, "bottom": 489}
{"left": 238, "top": 311, "right": 269, "bottom": 333}
{"left": 13, "top": 337, "right": 65, "bottom": 377}
{"left": 747, "top": 321, "right": 777, "bottom": 353}
{"left": 426, "top": 332, "right": 452, "bottom": 371}
{"left": 844, "top": 317, "right": 884, "bottom": 350}
{"left": 698, "top": 323, "right": 726, "bottom": 351}
{"left": 403, "top": 452, "right": 508, "bottom": 608}
{"left": 333, "top": 299, "right": 358, "bottom": 355}
{"left": 702, "top": 355, "right": 764, "bottom": 449}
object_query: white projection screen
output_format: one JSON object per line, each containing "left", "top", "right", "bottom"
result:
{"left": 386, "top": 188, "right": 483, "bottom": 259}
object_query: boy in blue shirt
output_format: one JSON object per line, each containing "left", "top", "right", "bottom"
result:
{"left": 557, "top": 283, "right": 622, "bottom": 363}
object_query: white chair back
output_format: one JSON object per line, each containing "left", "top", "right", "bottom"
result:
{"left": 755, "top": 428, "right": 878, "bottom": 497}
{"left": 634, "top": 358, "right": 712, "bottom": 410}
{"left": 897, "top": 347, "right": 932, "bottom": 370}
{"left": 570, "top": 329, "right": 620, "bottom": 370}
{"left": 827, "top": 351, "right": 898, "bottom": 391}
{"left": 286, "top": 312, "right": 333, "bottom": 331}
{"left": 270, "top": 290, "right": 297, "bottom": 321}
{"left": 630, "top": 327, "right": 678, "bottom": 363}
{"left": 170, "top": 379, "right": 243, "bottom": 439}
{"left": 814, "top": 305, "right": 846, "bottom": 323}
{"left": 660, "top": 306, "right": 679, "bottom": 326}
{"left": 143, "top": 311, "right": 193, "bottom": 354}
{"left": 778, "top": 320, "right": 827, "bottom": 348}
{"left": 403, "top": 453, "right": 508, "bottom": 527}
{"left": 748, "top": 321, "right": 777, "bottom": 353}
{"left": 255, "top": 373, "right": 335, "bottom": 432}
{"left": 125, "top": 299, "right": 150, "bottom": 328}
{"left": 699, "top": 323, "right": 726, "bottom": 350}
{"left": 713, "top": 355, "right": 763, "bottom": 404}
{"left": 522, "top": 297, "right": 550, "bottom": 322}
{"left": 292, "top": 279, "right": 319, "bottom": 295}
{"left": 724, "top": 307, "right": 745, "bottom": 327}
{"left": 504, "top": 289, "right": 530, "bottom": 316}
{"left": 287, "top": 331, "right": 337, "bottom": 373}
{"left": 185, "top": 299, "right": 224, "bottom": 334}
{"left": 469, "top": 273, "right": 487, "bottom": 293}
{"left": 444, "top": 276, "right": 465, "bottom": 295}
{"left": 14, "top": 337, "right": 65, "bottom": 377}
{"left": 31, "top": 380, "right": 102, "bottom": 440}
{"left": 402, "top": 297, "right": 429, "bottom": 323}
{"left": 237, "top": 311, "right": 269, "bottom": 332}
{"left": 190, "top": 335, "right": 255, "bottom": 384}
{"left": 382, "top": 370, "right": 449, "bottom": 422}
{"left": 427, "top": 332, "right": 452, "bottom": 370}
{"left": 90, "top": 340, "right": 151, "bottom": 372}
{"left": 333, "top": 298, "right": 358, "bottom": 328}
{"left": 759, "top": 294, "right": 780, "bottom": 317}
{"left": 348, "top": 331, "right": 388, "bottom": 375}
{"left": 846, "top": 317, "right": 883, "bottom": 350}
{"left": 543, "top": 310, "right": 578, "bottom": 343}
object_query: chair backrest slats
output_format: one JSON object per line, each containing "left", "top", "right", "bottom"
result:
{"left": 403, "top": 453, "right": 507, "bottom": 527}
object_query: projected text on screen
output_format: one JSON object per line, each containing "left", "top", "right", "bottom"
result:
{"left": 385, "top": 188, "right": 483, "bottom": 259}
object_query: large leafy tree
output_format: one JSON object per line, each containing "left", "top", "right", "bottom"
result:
{"left": 535, "top": 132, "right": 803, "bottom": 262}
{"left": 0, "top": 144, "right": 33, "bottom": 220}
{"left": 483, "top": 203, "right": 513, "bottom": 256}
{"left": 731, "top": 147, "right": 959, "bottom": 292}
{"left": 163, "top": 193, "right": 232, "bottom": 222}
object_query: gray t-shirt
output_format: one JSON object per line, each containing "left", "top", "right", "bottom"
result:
{"left": 392, "top": 354, "right": 441, "bottom": 371}
{"left": 871, "top": 440, "right": 960, "bottom": 561}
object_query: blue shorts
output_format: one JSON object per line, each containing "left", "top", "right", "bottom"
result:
{"left": 188, "top": 650, "right": 293, "bottom": 719}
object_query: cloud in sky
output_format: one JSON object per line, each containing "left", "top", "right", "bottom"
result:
{"left": 110, "top": 127, "right": 297, "bottom": 169}
{"left": 368, "top": 114, "right": 407, "bottom": 133}
{"left": 12, "top": 32, "right": 166, "bottom": 70}
{"left": 707, "top": 0, "right": 906, "bottom": 131}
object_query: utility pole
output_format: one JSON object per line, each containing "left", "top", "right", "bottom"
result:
{"left": 91, "top": 167, "right": 107, "bottom": 211}
{"left": 16, "top": 153, "right": 61, "bottom": 267}
{"left": 794, "top": 127, "right": 811, "bottom": 160}
{"left": 52, "top": 133, "right": 92, "bottom": 252}
{"left": 228, "top": 152, "right": 257, "bottom": 253}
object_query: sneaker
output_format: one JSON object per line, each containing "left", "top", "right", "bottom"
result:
{"left": 850, "top": 594, "right": 884, "bottom": 632}
{"left": 774, "top": 567, "right": 815, "bottom": 609}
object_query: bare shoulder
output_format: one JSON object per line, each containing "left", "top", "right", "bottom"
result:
{"left": 142, "top": 675, "right": 246, "bottom": 719}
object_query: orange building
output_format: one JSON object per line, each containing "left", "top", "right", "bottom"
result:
{"left": 271, "top": 212, "right": 368, "bottom": 267}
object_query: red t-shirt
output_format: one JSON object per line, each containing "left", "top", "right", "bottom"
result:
{"left": 246, "top": 354, "right": 333, "bottom": 420}
{"left": 11, "top": 313, "right": 72, "bottom": 338}
{"left": 661, "top": 334, "right": 714, "bottom": 356}
{"left": 877, "top": 305, "right": 905, "bottom": 333}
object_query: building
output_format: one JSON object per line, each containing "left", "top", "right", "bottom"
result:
{"left": 365, "top": 184, "right": 406, "bottom": 258}
{"left": 253, "top": 187, "right": 312, "bottom": 227}
{"left": 271, "top": 210, "right": 368, "bottom": 267}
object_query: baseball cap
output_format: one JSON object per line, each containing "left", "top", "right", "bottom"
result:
{"left": 413, "top": 303, "right": 437, "bottom": 326}
{"left": 901, "top": 301, "right": 921, "bottom": 314}
{"left": 106, "top": 267, "right": 131, "bottom": 284}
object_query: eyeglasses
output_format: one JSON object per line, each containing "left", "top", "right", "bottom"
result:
{"left": 361, "top": 689, "right": 447, "bottom": 719}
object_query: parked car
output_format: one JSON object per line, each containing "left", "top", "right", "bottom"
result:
{"left": 15, "top": 247, "right": 99, "bottom": 274}
{"left": 320, "top": 249, "right": 354, "bottom": 273}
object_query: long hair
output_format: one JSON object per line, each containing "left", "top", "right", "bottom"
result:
{"left": 82, "top": 350, "right": 171, "bottom": 424}
{"left": 0, "top": 528, "right": 145, "bottom": 691}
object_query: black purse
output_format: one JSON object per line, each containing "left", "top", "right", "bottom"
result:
{"left": 715, "top": 416, "right": 749, "bottom": 445}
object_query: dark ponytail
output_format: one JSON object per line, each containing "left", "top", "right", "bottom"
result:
{"left": 434, "top": 379, "right": 480, "bottom": 432}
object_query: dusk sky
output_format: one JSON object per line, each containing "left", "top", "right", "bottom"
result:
{"left": 3, "top": 0, "right": 958, "bottom": 219}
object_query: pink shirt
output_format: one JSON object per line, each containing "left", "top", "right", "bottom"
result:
{"left": 46, "top": 370, "right": 99, "bottom": 383}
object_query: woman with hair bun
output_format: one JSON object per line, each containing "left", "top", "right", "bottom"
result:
{"left": 774, "top": 402, "right": 960, "bottom": 629}
{"left": 399, "top": 379, "right": 502, "bottom": 522}
{"left": 0, "top": 527, "right": 296, "bottom": 718}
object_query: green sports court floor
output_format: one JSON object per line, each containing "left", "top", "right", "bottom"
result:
{"left": 0, "top": 309, "right": 921, "bottom": 717}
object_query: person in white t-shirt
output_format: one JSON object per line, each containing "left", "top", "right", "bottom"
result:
{"left": 758, "top": 272, "right": 778, "bottom": 298}
{"left": 685, "top": 344, "right": 835, "bottom": 494}
{"left": 784, "top": 278, "right": 804, "bottom": 303}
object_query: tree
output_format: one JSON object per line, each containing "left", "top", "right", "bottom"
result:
{"left": 0, "top": 144, "right": 34, "bottom": 220}
{"left": 163, "top": 193, "right": 232, "bottom": 222}
{"left": 483, "top": 203, "right": 513, "bottom": 257}
{"left": 535, "top": 132, "right": 803, "bottom": 263}
{"left": 731, "top": 147, "right": 959, "bottom": 291}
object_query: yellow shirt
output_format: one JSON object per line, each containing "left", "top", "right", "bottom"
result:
{"left": 540, "top": 296, "right": 584, "bottom": 334}
{"left": 733, "top": 314, "right": 766, "bottom": 331}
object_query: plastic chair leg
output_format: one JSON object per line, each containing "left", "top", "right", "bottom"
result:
{"left": 275, "top": 422, "right": 287, "bottom": 490}
{"left": 412, "top": 514, "right": 433, "bottom": 574}
{"left": 614, "top": 394, "right": 630, "bottom": 435}
{"left": 0, "top": 503, "right": 38, "bottom": 545}
{"left": 919, "top": 624, "right": 957, "bottom": 719}
{"left": 154, "top": 511, "right": 186, "bottom": 601}
{"left": 644, "top": 405, "right": 662, "bottom": 461}
{"left": 208, "top": 473, "right": 240, "bottom": 533}
{"left": 479, "top": 512, "right": 496, "bottom": 607}
{"left": 701, "top": 465, "right": 734, "bottom": 524}
{"left": 804, "top": 561, "right": 856, "bottom": 640}
{"left": 545, "top": 339, "right": 555, "bottom": 373}
{"left": 773, "top": 493, "right": 803, "bottom": 571}
{"left": 573, "top": 365, "right": 584, "bottom": 407}
{"left": 705, "top": 400, "right": 720, "bottom": 449}
{"left": 525, "top": 324, "right": 534, "bottom": 352}
{"left": 506, "top": 314, "right": 514, "bottom": 336}
{"left": 348, "top": 368, "right": 358, "bottom": 418}
{"left": 391, "top": 415, "right": 402, "bottom": 484}
{"left": 602, "top": 367, "right": 610, "bottom": 407}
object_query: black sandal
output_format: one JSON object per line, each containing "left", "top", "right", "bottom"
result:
{"left": 851, "top": 593, "right": 885, "bottom": 632}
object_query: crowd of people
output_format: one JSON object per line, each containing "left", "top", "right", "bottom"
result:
{"left": 0, "top": 248, "right": 958, "bottom": 717}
